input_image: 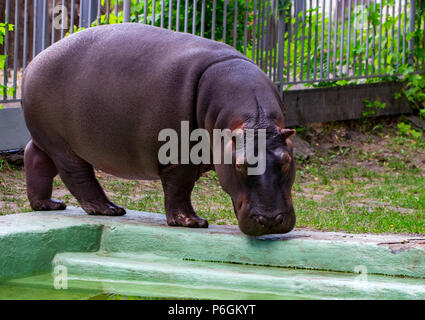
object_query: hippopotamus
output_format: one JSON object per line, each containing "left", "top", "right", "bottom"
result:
{"left": 21, "top": 23, "right": 296, "bottom": 236}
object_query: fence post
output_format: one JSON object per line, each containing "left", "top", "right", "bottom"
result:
{"left": 277, "top": 0, "right": 286, "bottom": 102}
{"left": 408, "top": 0, "right": 416, "bottom": 65}
{"left": 123, "top": 0, "right": 131, "bottom": 22}
{"left": 34, "top": 0, "right": 47, "bottom": 56}
{"left": 81, "top": 0, "right": 97, "bottom": 27}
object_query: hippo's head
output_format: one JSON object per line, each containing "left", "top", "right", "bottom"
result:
{"left": 214, "top": 127, "right": 296, "bottom": 236}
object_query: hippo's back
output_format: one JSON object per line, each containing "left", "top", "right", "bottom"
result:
{"left": 21, "top": 23, "right": 247, "bottom": 179}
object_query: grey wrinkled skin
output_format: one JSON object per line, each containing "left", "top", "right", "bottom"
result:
{"left": 22, "top": 23, "right": 296, "bottom": 236}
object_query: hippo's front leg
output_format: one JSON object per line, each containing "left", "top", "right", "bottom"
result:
{"left": 160, "top": 165, "right": 208, "bottom": 228}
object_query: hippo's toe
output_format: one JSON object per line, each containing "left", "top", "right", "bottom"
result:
{"left": 83, "top": 202, "right": 126, "bottom": 216}
{"left": 31, "top": 199, "right": 67, "bottom": 211}
{"left": 167, "top": 212, "right": 209, "bottom": 228}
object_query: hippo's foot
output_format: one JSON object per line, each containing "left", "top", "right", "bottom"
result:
{"left": 82, "top": 201, "right": 126, "bottom": 216}
{"left": 30, "top": 198, "right": 67, "bottom": 211}
{"left": 167, "top": 212, "right": 209, "bottom": 228}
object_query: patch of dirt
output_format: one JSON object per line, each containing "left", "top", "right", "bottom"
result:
{"left": 295, "top": 116, "right": 425, "bottom": 173}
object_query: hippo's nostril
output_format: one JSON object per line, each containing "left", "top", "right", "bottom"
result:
{"left": 275, "top": 214, "right": 284, "bottom": 224}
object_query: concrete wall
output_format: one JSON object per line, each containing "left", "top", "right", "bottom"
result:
{"left": 283, "top": 82, "right": 412, "bottom": 127}
{"left": 0, "top": 107, "right": 31, "bottom": 152}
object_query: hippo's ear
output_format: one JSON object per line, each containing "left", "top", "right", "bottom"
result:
{"left": 280, "top": 128, "right": 296, "bottom": 140}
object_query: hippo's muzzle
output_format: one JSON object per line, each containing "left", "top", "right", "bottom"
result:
{"left": 234, "top": 199, "right": 296, "bottom": 236}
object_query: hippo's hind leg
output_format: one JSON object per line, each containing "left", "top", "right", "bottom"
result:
{"left": 160, "top": 164, "right": 208, "bottom": 228}
{"left": 24, "top": 140, "right": 66, "bottom": 211}
{"left": 52, "top": 151, "right": 126, "bottom": 216}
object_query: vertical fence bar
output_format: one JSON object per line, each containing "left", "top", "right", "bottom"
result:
{"left": 273, "top": 0, "right": 278, "bottom": 81}
{"left": 123, "top": 0, "right": 131, "bottom": 23}
{"left": 106, "top": 0, "right": 109, "bottom": 24}
{"left": 41, "top": 0, "right": 47, "bottom": 50}
{"left": 408, "top": 0, "right": 416, "bottom": 65}
{"left": 339, "top": 0, "right": 345, "bottom": 77}
{"left": 115, "top": 0, "right": 118, "bottom": 17}
{"left": 3, "top": 0, "right": 10, "bottom": 99}
{"left": 346, "top": 0, "right": 351, "bottom": 76}
{"left": 252, "top": 0, "right": 257, "bottom": 62}
{"left": 51, "top": 0, "right": 55, "bottom": 44}
{"left": 182, "top": 0, "right": 187, "bottom": 33}
{"left": 286, "top": 2, "right": 292, "bottom": 82}
{"left": 169, "top": 0, "right": 173, "bottom": 29}
{"left": 12, "top": 0, "right": 19, "bottom": 99}
{"left": 378, "top": 0, "right": 382, "bottom": 74}
{"left": 135, "top": 0, "right": 139, "bottom": 23}
{"left": 23, "top": 0, "right": 29, "bottom": 70}
{"left": 176, "top": 0, "right": 181, "bottom": 31}
{"left": 192, "top": 0, "right": 197, "bottom": 34}
{"left": 71, "top": 0, "right": 75, "bottom": 33}
{"left": 161, "top": 0, "right": 165, "bottom": 27}
{"left": 88, "top": 0, "right": 92, "bottom": 26}
{"left": 383, "top": 1, "right": 389, "bottom": 71}
{"left": 402, "top": 0, "right": 407, "bottom": 65}
{"left": 256, "top": 0, "right": 263, "bottom": 65}
{"left": 332, "top": 0, "right": 338, "bottom": 78}
{"left": 277, "top": 1, "right": 286, "bottom": 96}
{"left": 415, "top": 0, "right": 420, "bottom": 70}
{"left": 79, "top": 0, "right": 82, "bottom": 28}
{"left": 223, "top": 0, "right": 228, "bottom": 43}
{"left": 233, "top": 0, "right": 238, "bottom": 48}
{"left": 33, "top": 0, "right": 37, "bottom": 58}
{"left": 144, "top": 0, "right": 147, "bottom": 24}
{"left": 152, "top": 0, "right": 156, "bottom": 26}
{"left": 306, "top": 0, "right": 312, "bottom": 80}
{"left": 365, "top": 0, "right": 370, "bottom": 76}
{"left": 61, "top": 0, "right": 66, "bottom": 38}
{"left": 326, "top": 0, "right": 332, "bottom": 78}
{"left": 168, "top": 0, "right": 173, "bottom": 30}
{"left": 352, "top": 0, "right": 357, "bottom": 75}
{"left": 300, "top": 1, "right": 306, "bottom": 81}
{"left": 396, "top": 0, "right": 401, "bottom": 66}
{"left": 269, "top": 0, "right": 273, "bottom": 79}
{"left": 371, "top": 0, "right": 376, "bottom": 74}
{"left": 390, "top": 2, "right": 395, "bottom": 66}
{"left": 201, "top": 0, "right": 205, "bottom": 37}
{"left": 212, "top": 0, "right": 216, "bottom": 39}
{"left": 293, "top": 0, "right": 298, "bottom": 81}
{"left": 264, "top": 0, "right": 270, "bottom": 73}
{"left": 358, "top": 0, "right": 364, "bottom": 75}
{"left": 422, "top": 1, "right": 425, "bottom": 73}
{"left": 313, "top": 0, "right": 319, "bottom": 80}
{"left": 243, "top": 0, "right": 248, "bottom": 55}
{"left": 96, "top": 0, "right": 101, "bottom": 26}
{"left": 319, "top": 0, "right": 325, "bottom": 79}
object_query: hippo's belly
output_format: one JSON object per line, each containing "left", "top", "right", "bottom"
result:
{"left": 21, "top": 23, "right": 244, "bottom": 180}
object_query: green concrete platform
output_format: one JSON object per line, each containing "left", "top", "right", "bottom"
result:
{"left": 0, "top": 207, "right": 424, "bottom": 299}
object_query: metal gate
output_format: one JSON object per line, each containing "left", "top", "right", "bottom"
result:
{"left": 1, "top": 0, "right": 424, "bottom": 104}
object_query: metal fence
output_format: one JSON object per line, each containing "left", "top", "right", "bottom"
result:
{"left": 1, "top": 0, "right": 424, "bottom": 104}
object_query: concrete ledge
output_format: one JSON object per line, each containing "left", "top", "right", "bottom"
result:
{"left": 0, "top": 213, "right": 102, "bottom": 280}
{"left": 0, "top": 208, "right": 424, "bottom": 281}
{"left": 52, "top": 252, "right": 425, "bottom": 300}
